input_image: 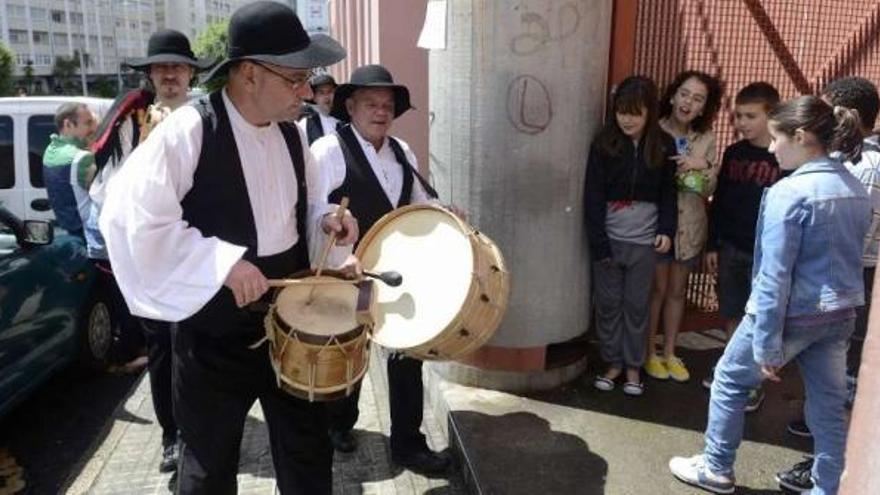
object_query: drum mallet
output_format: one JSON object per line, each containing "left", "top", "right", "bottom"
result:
{"left": 363, "top": 270, "right": 403, "bottom": 287}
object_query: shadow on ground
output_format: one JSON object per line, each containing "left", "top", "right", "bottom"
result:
{"left": 451, "top": 411, "right": 607, "bottom": 494}
{"left": 527, "top": 330, "right": 813, "bottom": 453}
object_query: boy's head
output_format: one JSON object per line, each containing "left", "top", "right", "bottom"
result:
{"left": 822, "top": 77, "right": 879, "bottom": 135}
{"left": 734, "top": 82, "right": 779, "bottom": 145}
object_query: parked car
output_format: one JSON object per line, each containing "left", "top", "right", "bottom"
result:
{"left": 0, "top": 205, "right": 110, "bottom": 419}
{"left": 0, "top": 96, "right": 113, "bottom": 222}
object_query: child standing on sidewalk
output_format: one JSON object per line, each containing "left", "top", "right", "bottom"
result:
{"left": 669, "top": 96, "right": 870, "bottom": 495}
{"left": 585, "top": 76, "right": 677, "bottom": 396}
{"left": 775, "top": 76, "right": 880, "bottom": 494}
{"left": 702, "top": 82, "right": 782, "bottom": 412}
{"left": 647, "top": 71, "right": 722, "bottom": 383}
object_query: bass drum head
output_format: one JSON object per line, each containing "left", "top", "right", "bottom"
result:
{"left": 355, "top": 205, "right": 473, "bottom": 350}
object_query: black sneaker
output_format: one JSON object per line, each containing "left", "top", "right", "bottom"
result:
{"left": 786, "top": 420, "right": 812, "bottom": 438}
{"left": 330, "top": 429, "right": 357, "bottom": 453}
{"left": 775, "top": 457, "right": 814, "bottom": 493}
{"left": 159, "top": 443, "right": 179, "bottom": 473}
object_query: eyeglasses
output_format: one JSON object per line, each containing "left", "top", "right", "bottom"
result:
{"left": 253, "top": 61, "right": 313, "bottom": 90}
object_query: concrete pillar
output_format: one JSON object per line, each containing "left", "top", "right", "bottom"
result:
{"left": 427, "top": 0, "right": 612, "bottom": 391}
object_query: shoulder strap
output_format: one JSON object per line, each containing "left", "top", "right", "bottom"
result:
{"left": 388, "top": 137, "right": 439, "bottom": 199}
{"left": 306, "top": 113, "right": 324, "bottom": 145}
{"left": 278, "top": 122, "right": 311, "bottom": 267}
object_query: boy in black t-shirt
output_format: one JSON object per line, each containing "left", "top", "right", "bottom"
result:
{"left": 702, "top": 82, "right": 782, "bottom": 411}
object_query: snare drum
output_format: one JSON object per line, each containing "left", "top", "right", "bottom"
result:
{"left": 264, "top": 271, "right": 374, "bottom": 401}
{"left": 355, "top": 204, "right": 510, "bottom": 360}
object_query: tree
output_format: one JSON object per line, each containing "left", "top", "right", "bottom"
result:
{"left": 0, "top": 42, "right": 15, "bottom": 96}
{"left": 193, "top": 19, "right": 229, "bottom": 93}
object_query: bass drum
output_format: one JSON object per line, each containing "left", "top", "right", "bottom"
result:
{"left": 355, "top": 204, "right": 509, "bottom": 360}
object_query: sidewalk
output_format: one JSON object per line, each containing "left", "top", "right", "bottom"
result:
{"left": 65, "top": 348, "right": 464, "bottom": 495}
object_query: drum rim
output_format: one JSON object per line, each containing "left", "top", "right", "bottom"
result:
{"left": 269, "top": 306, "right": 366, "bottom": 345}
{"left": 354, "top": 203, "right": 481, "bottom": 351}
{"left": 269, "top": 268, "right": 368, "bottom": 345}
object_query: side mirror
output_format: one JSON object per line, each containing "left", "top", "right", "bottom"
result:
{"left": 22, "top": 220, "right": 53, "bottom": 246}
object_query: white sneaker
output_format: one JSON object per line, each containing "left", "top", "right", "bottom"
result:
{"left": 669, "top": 454, "right": 735, "bottom": 494}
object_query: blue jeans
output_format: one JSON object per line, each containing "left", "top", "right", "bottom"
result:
{"left": 703, "top": 315, "right": 854, "bottom": 495}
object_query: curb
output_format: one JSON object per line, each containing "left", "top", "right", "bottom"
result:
{"left": 61, "top": 371, "right": 150, "bottom": 495}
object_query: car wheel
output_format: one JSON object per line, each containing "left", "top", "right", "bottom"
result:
{"left": 78, "top": 291, "right": 112, "bottom": 369}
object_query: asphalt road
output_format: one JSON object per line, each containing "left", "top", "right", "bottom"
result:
{"left": 0, "top": 366, "right": 140, "bottom": 495}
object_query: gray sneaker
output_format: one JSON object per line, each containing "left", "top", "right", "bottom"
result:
{"left": 669, "top": 454, "right": 735, "bottom": 494}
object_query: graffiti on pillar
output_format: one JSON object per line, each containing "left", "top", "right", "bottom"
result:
{"left": 510, "top": 2, "right": 581, "bottom": 56}
{"left": 507, "top": 75, "right": 552, "bottom": 135}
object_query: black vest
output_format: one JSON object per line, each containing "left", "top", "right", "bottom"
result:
{"left": 180, "top": 91, "right": 309, "bottom": 333}
{"left": 329, "top": 124, "right": 437, "bottom": 237}
{"left": 305, "top": 113, "right": 324, "bottom": 145}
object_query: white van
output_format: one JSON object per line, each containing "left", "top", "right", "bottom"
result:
{"left": 0, "top": 96, "right": 114, "bottom": 221}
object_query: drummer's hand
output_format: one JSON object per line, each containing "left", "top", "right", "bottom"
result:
{"left": 337, "top": 254, "right": 362, "bottom": 279}
{"left": 224, "top": 259, "right": 269, "bottom": 307}
{"left": 321, "top": 210, "right": 359, "bottom": 246}
{"left": 447, "top": 203, "right": 468, "bottom": 221}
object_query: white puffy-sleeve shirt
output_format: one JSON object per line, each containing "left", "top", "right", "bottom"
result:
{"left": 100, "top": 90, "right": 334, "bottom": 322}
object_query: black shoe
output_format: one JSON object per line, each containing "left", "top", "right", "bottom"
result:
{"left": 786, "top": 420, "right": 812, "bottom": 438}
{"left": 159, "top": 443, "right": 179, "bottom": 473}
{"left": 330, "top": 430, "right": 357, "bottom": 453}
{"left": 775, "top": 457, "right": 814, "bottom": 493}
{"left": 391, "top": 448, "right": 451, "bottom": 476}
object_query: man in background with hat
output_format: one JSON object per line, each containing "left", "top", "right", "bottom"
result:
{"left": 298, "top": 73, "right": 340, "bottom": 145}
{"left": 311, "top": 64, "right": 451, "bottom": 476}
{"left": 100, "top": 3, "right": 357, "bottom": 493}
{"left": 87, "top": 28, "right": 215, "bottom": 474}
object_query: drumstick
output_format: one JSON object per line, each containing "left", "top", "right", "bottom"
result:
{"left": 308, "top": 197, "right": 349, "bottom": 303}
{"left": 267, "top": 278, "right": 358, "bottom": 288}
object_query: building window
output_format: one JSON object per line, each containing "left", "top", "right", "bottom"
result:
{"left": 7, "top": 4, "right": 26, "bottom": 19}
{"left": 32, "top": 31, "right": 48, "bottom": 44}
{"left": 102, "top": 36, "right": 113, "bottom": 49}
{"left": 69, "top": 12, "right": 83, "bottom": 25}
{"left": 53, "top": 33, "right": 67, "bottom": 47}
{"left": 8, "top": 30, "right": 27, "bottom": 44}
{"left": 51, "top": 10, "right": 64, "bottom": 23}
{"left": 30, "top": 7, "right": 47, "bottom": 22}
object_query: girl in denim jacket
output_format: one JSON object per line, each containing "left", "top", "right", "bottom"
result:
{"left": 670, "top": 96, "right": 869, "bottom": 495}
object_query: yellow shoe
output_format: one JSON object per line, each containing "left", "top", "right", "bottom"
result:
{"left": 644, "top": 355, "right": 669, "bottom": 380}
{"left": 667, "top": 356, "right": 691, "bottom": 382}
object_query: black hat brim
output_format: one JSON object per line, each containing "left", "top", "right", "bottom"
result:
{"left": 330, "top": 83, "right": 412, "bottom": 121}
{"left": 126, "top": 53, "right": 216, "bottom": 71}
{"left": 204, "top": 33, "right": 346, "bottom": 83}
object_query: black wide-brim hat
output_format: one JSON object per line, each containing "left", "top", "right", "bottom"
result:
{"left": 330, "top": 64, "right": 412, "bottom": 121}
{"left": 204, "top": 1, "right": 346, "bottom": 82}
{"left": 126, "top": 29, "right": 215, "bottom": 71}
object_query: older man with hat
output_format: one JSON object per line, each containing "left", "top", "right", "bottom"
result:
{"left": 86, "top": 28, "right": 214, "bottom": 475}
{"left": 100, "top": 2, "right": 358, "bottom": 493}
{"left": 297, "top": 73, "right": 340, "bottom": 145}
{"left": 311, "top": 64, "right": 451, "bottom": 475}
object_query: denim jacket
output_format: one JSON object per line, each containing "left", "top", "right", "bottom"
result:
{"left": 745, "top": 156, "right": 870, "bottom": 366}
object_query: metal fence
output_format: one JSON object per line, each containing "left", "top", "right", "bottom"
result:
{"left": 630, "top": 0, "right": 880, "bottom": 324}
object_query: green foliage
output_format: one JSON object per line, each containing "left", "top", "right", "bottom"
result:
{"left": 193, "top": 19, "right": 229, "bottom": 93}
{"left": 0, "top": 42, "right": 16, "bottom": 96}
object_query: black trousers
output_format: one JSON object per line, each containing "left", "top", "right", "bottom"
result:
{"left": 849, "top": 266, "right": 875, "bottom": 377}
{"left": 141, "top": 319, "right": 177, "bottom": 447}
{"left": 328, "top": 353, "right": 427, "bottom": 455}
{"left": 173, "top": 319, "right": 332, "bottom": 495}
